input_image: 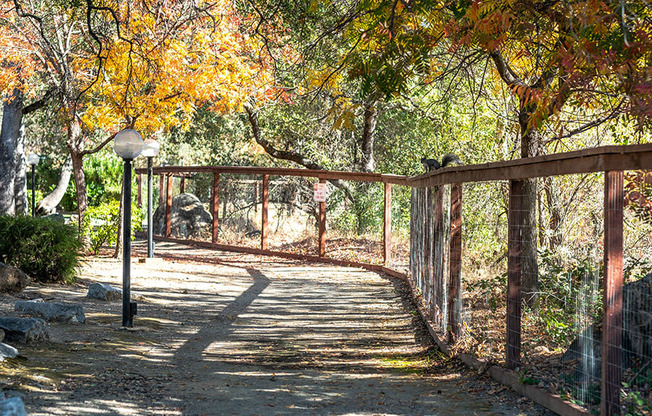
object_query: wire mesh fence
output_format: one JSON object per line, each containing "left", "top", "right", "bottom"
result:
{"left": 135, "top": 146, "right": 652, "bottom": 415}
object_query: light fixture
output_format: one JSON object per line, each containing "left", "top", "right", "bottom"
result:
{"left": 142, "top": 139, "right": 160, "bottom": 258}
{"left": 113, "top": 129, "right": 144, "bottom": 327}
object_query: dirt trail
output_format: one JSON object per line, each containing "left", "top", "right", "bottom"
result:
{"left": 0, "top": 241, "right": 551, "bottom": 415}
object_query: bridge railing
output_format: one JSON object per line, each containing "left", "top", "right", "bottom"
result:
{"left": 136, "top": 143, "right": 652, "bottom": 416}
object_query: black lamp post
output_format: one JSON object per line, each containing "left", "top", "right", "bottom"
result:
{"left": 141, "top": 139, "right": 160, "bottom": 258}
{"left": 113, "top": 129, "right": 144, "bottom": 327}
{"left": 26, "top": 154, "right": 40, "bottom": 217}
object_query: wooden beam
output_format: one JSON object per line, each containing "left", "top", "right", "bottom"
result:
{"left": 506, "top": 180, "right": 523, "bottom": 370}
{"left": 158, "top": 174, "right": 164, "bottom": 206}
{"left": 602, "top": 170, "right": 624, "bottom": 416}
{"left": 165, "top": 174, "right": 173, "bottom": 238}
{"left": 136, "top": 144, "right": 652, "bottom": 187}
{"left": 139, "top": 232, "right": 408, "bottom": 281}
{"left": 261, "top": 175, "right": 269, "bottom": 251}
{"left": 411, "top": 144, "right": 652, "bottom": 187}
{"left": 212, "top": 173, "right": 219, "bottom": 244}
{"left": 447, "top": 183, "right": 462, "bottom": 342}
{"left": 180, "top": 176, "right": 186, "bottom": 194}
{"left": 318, "top": 178, "right": 326, "bottom": 257}
{"left": 383, "top": 183, "right": 392, "bottom": 265}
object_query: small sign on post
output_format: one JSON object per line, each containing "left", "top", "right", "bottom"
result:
{"left": 314, "top": 182, "right": 327, "bottom": 202}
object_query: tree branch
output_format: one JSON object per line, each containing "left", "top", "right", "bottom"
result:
{"left": 22, "top": 88, "right": 55, "bottom": 114}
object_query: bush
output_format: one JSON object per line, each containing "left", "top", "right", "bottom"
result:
{"left": 84, "top": 200, "right": 144, "bottom": 254}
{"left": 0, "top": 215, "right": 81, "bottom": 284}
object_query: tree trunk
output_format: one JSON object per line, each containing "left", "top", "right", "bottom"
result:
{"left": 36, "top": 155, "right": 73, "bottom": 216}
{"left": 69, "top": 147, "right": 88, "bottom": 233}
{"left": 14, "top": 122, "right": 27, "bottom": 215}
{"left": 0, "top": 89, "right": 23, "bottom": 215}
{"left": 519, "top": 110, "right": 540, "bottom": 307}
{"left": 360, "top": 101, "right": 379, "bottom": 173}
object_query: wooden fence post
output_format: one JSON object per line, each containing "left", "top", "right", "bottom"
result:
{"left": 262, "top": 174, "right": 269, "bottom": 250}
{"left": 180, "top": 175, "right": 186, "bottom": 194}
{"left": 158, "top": 174, "right": 164, "bottom": 206}
{"left": 447, "top": 183, "right": 462, "bottom": 342}
{"left": 165, "top": 174, "right": 173, "bottom": 238}
{"left": 602, "top": 170, "right": 624, "bottom": 416}
{"left": 212, "top": 173, "right": 219, "bottom": 244}
{"left": 431, "top": 186, "right": 444, "bottom": 325}
{"left": 318, "top": 178, "right": 326, "bottom": 257}
{"left": 507, "top": 179, "right": 523, "bottom": 369}
{"left": 383, "top": 182, "right": 392, "bottom": 265}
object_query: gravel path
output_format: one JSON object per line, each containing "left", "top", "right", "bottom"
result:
{"left": 0, "top": 241, "right": 552, "bottom": 415}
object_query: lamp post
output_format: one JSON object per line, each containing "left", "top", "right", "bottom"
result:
{"left": 26, "top": 154, "right": 40, "bottom": 217}
{"left": 113, "top": 129, "right": 144, "bottom": 328}
{"left": 141, "top": 139, "right": 160, "bottom": 258}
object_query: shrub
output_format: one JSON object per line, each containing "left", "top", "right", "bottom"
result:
{"left": 84, "top": 200, "right": 144, "bottom": 254}
{"left": 0, "top": 215, "right": 81, "bottom": 284}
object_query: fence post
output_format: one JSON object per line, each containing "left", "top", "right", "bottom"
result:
{"left": 318, "top": 178, "right": 326, "bottom": 257}
{"left": 212, "top": 173, "right": 219, "bottom": 244}
{"left": 431, "top": 186, "right": 445, "bottom": 324}
{"left": 158, "top": 174, "right": 164, "bottom": 206}
{"left": 180, "top": 175, "right": 186, "bottom": 194}
{"left": 383, "top": 182, "right": 392, "bottom": 265}
{"left": 262, "top": 174, "right": 269, "bottom": 250}
{"left": 602, "top": 170, "right": 624, "bottom": 416}
{"left": 507, "top": 179, "right": 523, "bottom": 369}
{"left": 165, "top": 174, "right": 173, "bottom": 238}
{"left": 447, "top": 183, "right": 462, "bottom": 342}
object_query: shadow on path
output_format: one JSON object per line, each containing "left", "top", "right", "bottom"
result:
{"left": 173, "top": 268, "right": 270, "bottom": 361}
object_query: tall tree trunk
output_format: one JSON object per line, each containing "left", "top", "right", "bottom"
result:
{"left": 14, "top": 122, "right": 27, "bottom": 215}
{"left": 360, "top": 101, "right": 379, "bottom": 173}
{"left": 69, "top": 148, "right": 88, "bottom": 232}
{"left": 65, "top": 118, "right": 88, "bottom": 236}
{"left": 36, "top": 155, "right": 73, "bottom": 215}
{"left": 519, "top": 109, "right": 540, "bottom": 307}
{"left": 0, "top": 89, "right": 23, "bottom": 215}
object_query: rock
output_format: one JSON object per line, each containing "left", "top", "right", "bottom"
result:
{"left": 562, "top": 272, "right": 652, "bottom": 381}
{"left": 41, "top": 213, "right": 65, "bottom": 223}
{"left": 0, "top": 328, "right": 4, "bottom": 342}
{"left": 14, "top": 300, "right": 85, "bottom": 324}
{"left": 0, "top": 397, "right": 27, "bottom": 416}
{"left": 87, "top": 283, "right": 122, "bottom": 301}
{"left": 152, "top": 193, "right": 212, "bottom": 239}
{"left": 0, "top": 342, "right": 18, "bottom": 361}
{"left": 0, "top": 317, "right": 48, "bottom": 344}
{"left": 0, "top": 263, "right": 30, "bottom": 293}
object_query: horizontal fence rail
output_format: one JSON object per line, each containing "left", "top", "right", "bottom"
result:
{"left": 135, "top": 143, "right": 652, "bottom": 415}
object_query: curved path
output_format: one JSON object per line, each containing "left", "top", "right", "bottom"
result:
{"left": 1, "top": 242, "right": 550, "bottom": 415}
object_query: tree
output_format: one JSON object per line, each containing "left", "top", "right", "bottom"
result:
{"left": 325, "top": 0, "right": 652, "bottom": 304}
{"left": 0, "top": 0, "right": 269, "bottom": 229}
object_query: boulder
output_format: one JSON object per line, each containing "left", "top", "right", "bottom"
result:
{"left": 87, "top": 283, "right": 122, "bottom": 301}
{"left": 0, "top": 342, "right": 18, "bottom": 361}
{"left": 0, "top": 263, "right": 30, "bottom": 293}
{"left": 0, "top": 317, "right": 48, "bottom": 344}
{"left": 42, "top": 213, "right": 65, "bottom": 223}
{"left": 14, "top": 300, "right": 85, "bottom": 324}
{"left": 0, "top": 397, "right": 27, "bottom": 416}
{"left": 152, "top": 193, "right": 212, "bottom": 239}
{"left": 562, "top": 273, "right": 652, "bottom": 381}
